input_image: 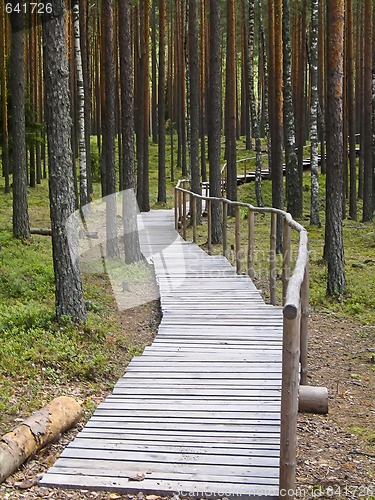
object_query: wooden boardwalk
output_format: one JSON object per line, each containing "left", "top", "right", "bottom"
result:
{"left": 41, "top": 210, "right": 283, "bottom": 499}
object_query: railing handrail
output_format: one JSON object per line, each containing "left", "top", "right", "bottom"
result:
{"left": 174, "top": 178, "right": 309, "bottom": 498}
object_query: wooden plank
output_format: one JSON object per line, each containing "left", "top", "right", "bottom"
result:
{"left": 58, "top": 448, "right": 280, "bottom": 468}
{"left": 41, "top": 473, "right": 280, "bottom": 497}
{"left": 44, "top": 467, "right": 280, "bottom": 486}
{"left": 66, "top": 440, "right": 280, "bottom": 456}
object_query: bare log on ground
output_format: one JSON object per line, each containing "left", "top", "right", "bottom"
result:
{"left": 298, "top": 385, "right": 328, "bottom": 414}
{"left": 0, "top": 396, "right": 82, "bottom": 483}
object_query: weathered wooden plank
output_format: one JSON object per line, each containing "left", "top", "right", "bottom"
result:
{"left": 41, "top": 473, "right": 280, "bottom": 497}
{"left": 44, "top": 467, "right": 280, "bottom": 486}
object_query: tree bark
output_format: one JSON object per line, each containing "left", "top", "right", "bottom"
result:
{"left": 347, "top": 0, "right": 357, "bottom": 221}
{"left": 225, "top": 0, "right": 237, "bottom": 210}
{"left": 248, "top": 0, "right": 263, "bottom": 207}
{"left": 0, "top": 397, "right": 82, "bottom": 484}
{"left": 310, "top": 0, "right": 320, "bottom": 226}
{"left": 9, "top": 3, "right": 30, "bottom": 239}
{"left": 188, "top": 0, "right": 201, "bottom": 223}
{"left": 73, "top": 0, "right": 89, "bottom": 208}
{"left": 325, "top": 0, "right": 346, "bottom": 296}
{"left": 208, "top": 0, "right": 222, "bottom": 244}
{"left": 42, "top": 0, "right": 86, "bottom": 322}
{"left": 158, "top": 0, "right": 167, "bottom": 203}
{"left": 103, "top": 0, "right": 119, "bottom": 257}
{"left": 283, "top": 0, "right": 301, "bottom": 219}
{"left": 0, "top": 2, "right": 9, "bottom": 194}
{"left": 363, "top": 0, "right": 373, "bottom": 221}
{"left": 119, "top": 0, "right": 143, "bottom": 264}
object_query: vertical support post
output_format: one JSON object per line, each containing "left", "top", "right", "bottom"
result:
{"left": 282, "top": 220, "right": 291, "bottom": 304}
{"left": 270, "top": 212, "right": 277, "bottom": 305}
{"left": 300, "top": 262, "right": 309, "bottom": 385}
{"left": 174, "top": 188, "right": 178, "bottom": 230}
{"left": 192, "top": 195, "right": 197, "bottom": 243}
{"left": 247, "top": 210, "right": 255, "bottom": 279}
{"left": 235, "top": 205, "right": 241, "bottom": 274}
{"left": 222, "top": 200, "right": 228, "bottom": 257}
{"left": 280, "top": 311, "right": 300, "bottom": 497}
{"left": 182, "top": 190, "right": 187, "bottom": 240}
{"left": 177, "top": 189, "right": 182, "bottom": 231}
{"left": 244, "top": 160, "right": 247, "bottom": 181}
{"left": 207, "top": 199, "right": 212, "bottom": 255}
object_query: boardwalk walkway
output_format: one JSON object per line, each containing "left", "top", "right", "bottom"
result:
{"left": 41, "top": 210, "right": 283, "bottom": 498}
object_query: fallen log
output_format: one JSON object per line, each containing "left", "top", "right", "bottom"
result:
{"left": 0, "top": 396, "right": 82, "bottom": 484}
{"left": 298, "top": 385, "right": 329, "bottom": 414}
{"left": 30, "top": 228, "right": 98, "bottom": 239}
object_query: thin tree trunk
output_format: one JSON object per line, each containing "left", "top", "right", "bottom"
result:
{"left": 199, "top": 0, "right": 207, "bottom": 182}
{"left": 310, "top": 0, "right": 320, "bottom": 226}
{"left": 363, "top": 0, "right": 373, "bottom": 221}
{"left": 9, "top": 4, "right": 30, "bottom": 239}
{"left": 225, "top": 0, "right": 237, "bottom": 210}
{"left": 208, "top": 0, "right": 222, "bottom": 244}
{"left": 325, "top": 0, "right": 346, "bottom": 296}
{"left": 151, "top": 0, "right": 158, "bottom": 144}
{"left": 73, "top": 0, "right": 88, "bottom": 208}
{"left": 119, "top": 0, "right": 143, "bottom": 264}
{"left": 158, "top": 0, "right": 167, "bottom": 203}
{"left": 0, "top": 2, "right": 9, "bottom": 194}
{"left": 283, "top": 0, "right": 301, "bottom": 219}
{"left": 189, "top": 0, "right": 201, "bottom": 223}
{"left": 103, "top": 0, "right": 119, "bottom": 257}
{"left": 273, "top": 0, "right": 284, "bottom": 253}
{"left": 347, "top": 0, "right": 356, "bottom": 221}
{"left": 248, "top": 0, "right": 263, "bottom": 207}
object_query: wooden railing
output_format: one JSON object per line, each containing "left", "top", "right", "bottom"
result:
{"left": 175, "top": 179, "right": 310, "bottom": 497}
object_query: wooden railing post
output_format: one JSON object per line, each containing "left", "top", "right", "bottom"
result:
{"left": 182, "top": 190, "right": 187, "bottom": 240}
{"left": 192, "top": 195, "right": 197, "bottom": 243}
{"left": 174, "top": 189, "right": 178, "bottom": 230}
{"left": 282, "top": 220, "right": 291, "bottom": 305}
{"left": 247, "top": 210, "right": 255, "bottom": 279}
{"left": 280, "top": 310, "right": 300, "bottom": 497}
{"left": 177, "top": 189, "right": 182, "bottom": 230}
{"left": 207, "top": 199, "right": 212, "bottom": 255}
{"left": 235, "top": 205, "right": 241, "bottom": 274}
{"left": 222, "top": 200, "right": 228, "bottom": 257}
{"left": 300, "top": 262, "right": 309, "bottom": 385}
{"left": 269, "top": 212, "right": 277, "bottom": 305}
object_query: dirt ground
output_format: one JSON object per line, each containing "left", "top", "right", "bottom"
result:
{"left": 0, "top": 307, "right": 374, "bottom": 500}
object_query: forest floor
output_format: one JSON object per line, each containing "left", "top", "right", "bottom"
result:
{"left": 0, "top": 296, "right": 374, "bottom": 500}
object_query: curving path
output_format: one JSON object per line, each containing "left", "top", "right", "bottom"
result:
{"left": 41, "top": 210, "right": 283, "bottom": 499}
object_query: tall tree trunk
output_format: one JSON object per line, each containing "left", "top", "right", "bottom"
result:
{"left": 347, "top": 0, "right": 356, "bottom": 221}
{"left": 225, "top": 0, "right": 237, "bottom": 210}
{"left": 325, "top": 0, "right": 346, "bottom": 296}
{"left": 318, "top": 0, "right": 326, "bottom": 174}
{"left": 42, "top": 0, "right": 86, "bottom": 322}
{"left": 73, "top": 0, "right": 88, "bottom": 208}
{"left": 283, "top": 0, "right": 301, "bottom": 219}
{"left": 168, "top": 0, "right": 174, "bottom": 182}
{"left": 273, "top": 0, "right": 284, "bottom": 252}
{"left": 118, "top": 0, "right": 143, "bottom": 264}
{"left": 310, "top": 0, "right": 320, "bottom": 226}
{"left": 9, "top": 3, "right": 30, "bottom": 239}
{"left": 248, "top": 0, "right": 263, "bottom": 207}
{"left": 188, "top": 0, "right": 201, "bottom": 222}
{"left": 79, "top": 0, "right": 92, "bottom": 196}
{"left": 151, "top": 0, "right": 158, "bottom": 144}
{"left": 363, "top": 0, "right": 373, "bottom": 221}
{"left": 103, "top": 0, "right": 119, "bottom": 257}
{"left": 208, "top": 0, "right": 222, "bottom": 244}
{"left": 0, "top": 2, "right": 9, "bottom": 194}
{"left": 157, "top": 0, "right": 167, "bottom": 203}
{"left": 199, "top": 0, "right": 207, "bottom": 182}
